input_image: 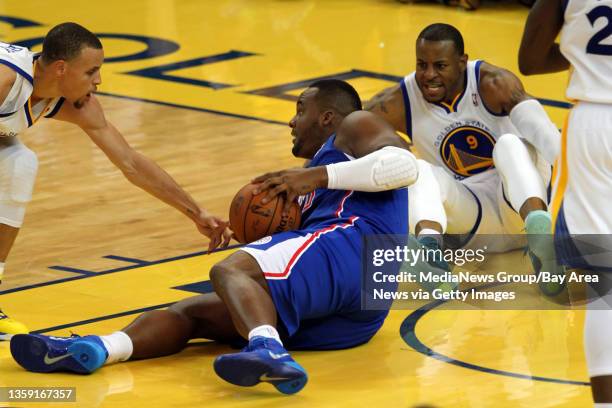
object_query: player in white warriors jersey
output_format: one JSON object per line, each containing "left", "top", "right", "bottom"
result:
{"left": 520, "top": 0, "right": 612, "bottom": 404}
{"left": 365, "top": 23, "right": 560, "bottom": 273}
{"left": 0, "top": 23, "right": 230, "bottom": 340}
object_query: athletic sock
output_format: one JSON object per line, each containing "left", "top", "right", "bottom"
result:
{"left": 417, "top": 228, "right": 443, "bottom": 247}
{"left": 248, "top": 325, "right": 283, "bottom": 346}
{"left": 100, "top": 331, "right": 134, "bottom": 364}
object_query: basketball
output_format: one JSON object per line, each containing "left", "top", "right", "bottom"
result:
{"left": 229, "top": 183, "right": 301, "bottom": 244}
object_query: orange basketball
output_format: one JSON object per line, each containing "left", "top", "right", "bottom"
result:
{"left": 229, "top": 183, "right": 301, "bottom": 244}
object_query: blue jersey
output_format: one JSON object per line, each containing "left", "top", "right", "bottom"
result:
{"left": 299, "top": 134, "right": 408, "bottom": 234}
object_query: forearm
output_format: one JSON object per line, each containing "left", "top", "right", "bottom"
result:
{"left": 509, "top": 99, "right": 560, "bottom": 164}
{"left": 124, "top": 151, "right": 202, "bottom": 221}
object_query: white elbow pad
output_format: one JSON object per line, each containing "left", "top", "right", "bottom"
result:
{"left": 326, "top": 146, "right": 418, "bottom": 192}
{"left": 509, "top": 99, "right": 560, "bottom": 164}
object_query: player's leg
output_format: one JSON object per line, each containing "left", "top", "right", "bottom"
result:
{"left": 210, "top": 242, "right": 308, "bottom": 395}
{"left": 0, "top": 141, "right": 38, "bottom": 339}
{"left": 10, "top": 292, "right": 240, "bottom": 374}
{"left": 406, "top": 159, "right": 479, "bottom": 289}
{"left": 585, "top": 275, "right": 612, "bottom": 404}
{"left": 493, "top": 133, "right": 563, "bottom": 293}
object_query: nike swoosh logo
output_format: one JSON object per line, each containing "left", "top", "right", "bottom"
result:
{"left": 268, "top": 351, "right": 290, "bottom": 359}
{"left": 260, "top": 373, "right": 291, "bottom": 382}
{"left": 43, "top": 353, "right": 73, "bottom": 365}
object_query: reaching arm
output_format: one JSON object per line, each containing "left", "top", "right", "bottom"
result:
{"left": 518, "top": 0, "right": 569, "bottom": 75}
{"left": 51, "top": 95, "right": 231, "bottom": 250}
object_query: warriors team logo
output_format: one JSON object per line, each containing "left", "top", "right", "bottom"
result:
{"left": 439, "top": 126, "right": 496, "bottom": 178}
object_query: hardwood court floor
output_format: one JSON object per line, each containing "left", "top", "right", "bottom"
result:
{"left": 0, "top": 1, "right": 593, "bottom": 407}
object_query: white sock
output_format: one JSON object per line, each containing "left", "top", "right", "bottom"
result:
{"left": 100, "top": 331, "right": 133, "bottom": 365}
{"left": 417, "top": 228, "right": 443, "bottom": 248}
{"left": 594, "top": 404, "right": 612, "bottom": 407}
{"left": 0, "top": 262, "right": 5, "bottom": 283}
{"left": 248, "top": 325, "right": 282, "bottom": 345}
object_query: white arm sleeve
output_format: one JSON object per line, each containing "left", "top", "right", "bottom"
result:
{"left": 509, "top": 99, "right": 560, "bottom": 164}
{"left": 326, "top": 146, "right": 418, "bottom": 192}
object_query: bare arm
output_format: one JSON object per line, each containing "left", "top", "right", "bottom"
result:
{"left": 478, "top": 62, "right": 530, "bottom": 114}
{"left": 334, "top": 110, "right": 410, "bottom": 158}
{"left": 51, "top": 95, "right": 230, "bottom": 250}
{"left": 518, "top": 0, "right": 569, "bottom": 75}
{"left": 253, "top": 111, "right": 414, "bottom": 210}
{"left": 364, "top": 84, "right": 408, "bottom": 135}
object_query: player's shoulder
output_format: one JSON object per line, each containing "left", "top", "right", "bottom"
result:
{"left": 477, "top": 61, "right": 519, "bottom": 91}
{"left": 339, "top": 110, "right": 389, "bottom": 136}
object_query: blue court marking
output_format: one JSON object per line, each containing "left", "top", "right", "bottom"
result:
{"left": 95, "top": 91, "right": 286, "bottom": 126}
{"left": 103, "top": 255, "right": 150, "bottom": 265}
{"left": 172, "top": 280, "right": 214, "bottom": 294}
{"left": 0, "top": 243, "right": 243, "bottom": 296}
{"left": 33, "top": 280, "right": 217, "bottom": 334}
{"left": 399, "top": 285, "right": 590, "bottom": 387}
{"left": 47, "top": 266, "right": 98, "bottom": 277}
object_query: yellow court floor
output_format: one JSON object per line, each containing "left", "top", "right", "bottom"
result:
{"left": 0, "top": 1, "right": 593, "bottom": 407}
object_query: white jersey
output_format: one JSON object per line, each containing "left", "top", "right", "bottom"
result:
{"left": 0, "top": 42, "right": 64, "bottom": 137}
{"left": 560, "top": 0, "right": 612, "bottom": 103}
{"left": 401, "top": 60, "right": 519, "bottom": 180}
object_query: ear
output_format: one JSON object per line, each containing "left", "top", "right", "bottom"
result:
{"left": 50, "top": 60, "right": 67, "bottom": 76}
{"left": 459, "top": 53, "right": 468, "bottom": 70}
{"left": 319, "top": 110, "right": 335, "bottom": 127}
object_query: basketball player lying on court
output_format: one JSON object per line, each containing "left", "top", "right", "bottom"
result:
{"left": 10, "top": 79, "right": 419, "bottom": 395}
{"left": 0, "top": 23, "right": 231, "bottom": 339}
{"left": 255, "top": 24, "right": 564, "bottom": 294}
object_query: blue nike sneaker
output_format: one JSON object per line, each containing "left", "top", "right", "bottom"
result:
{"left": 525, "top": 210, "right": 566, "bottom": 297}
{"left": 10, "top": 333, "right": 108, "bottom": 374}
{"left": 213, "top": 336, "right": 307, "bottom": 394}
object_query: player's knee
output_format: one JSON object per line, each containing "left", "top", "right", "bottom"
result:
{"left": 210, "top": 261, "right": 239, "bottom": 291}
{"left": 0, "top": 145, "right": 38, "bottom": 204}
{"left": 493, "top": 133, "right": 521, "bottom": 159}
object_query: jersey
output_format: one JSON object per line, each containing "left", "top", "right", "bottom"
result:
{"left": 401, "top": 60, "right": 519, "bottom": 180}
{"left": 560, "top": 0, "right": 612, "bottom": 103}
{"left": 241, "top": 135, "right": 408, "bottom": 349}
{"left": 299, "top": 134, "right": 408, "bottom": 235}
{"left": 0, "top": 42, "right": 64, "bottom": 137}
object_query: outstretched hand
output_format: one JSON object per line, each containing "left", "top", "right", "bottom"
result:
{"left": 251, "top": 167, "right": 328, "bottom": 213}
{"left": 193, "top": 210, "right": 233, "bottom": 252}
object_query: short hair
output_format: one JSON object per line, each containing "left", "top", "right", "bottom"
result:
{"left": 417, "top": 23, "right": 465, "bottom": 55}
{"left": 308, "top": 79, "right": 362, "bottom": 117}
{"left": 41, "top": 22, "right": 102, "bottom": 62}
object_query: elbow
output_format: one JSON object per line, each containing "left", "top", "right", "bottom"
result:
{"left": 119, "top": 156, "right": 139, "bottom": 184}
{"left": 518, "top": 59, "right": 536, "bottom": 76}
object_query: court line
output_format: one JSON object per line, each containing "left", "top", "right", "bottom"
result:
{"left": 33, "top": 302, "right": 176, "bottom": 334}
{"left": 95, "top": 91, "right": 286, "bottom": 126}
{"left": 399, "top": 285, "right": 590, "bottom": 387}
{"left": 0, "top": 244, "right": 242, "bottom": 296}
{"left": 95, "top": 91, "right": 570, "bottom": 129}
{"left": 103, "top": 255, "right": 150, "bottom": 265}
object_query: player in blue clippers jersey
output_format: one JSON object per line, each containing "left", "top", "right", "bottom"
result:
{"left": 10, "top": 79, "right": 418, "bottom": 395}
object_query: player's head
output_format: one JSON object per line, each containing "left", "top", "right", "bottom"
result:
{"left": 289, "top": 79, "right": 362, "bottom": 159}
{"left": 415, "top": 23, "right": 467, "bottom": 104}
{"left": 39, "top": 22, "right": 104, "bottom": 107}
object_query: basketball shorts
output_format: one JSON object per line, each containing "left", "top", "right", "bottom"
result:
{"left": 553, "top": 102, "right": 612, "bottom": 270}
{"left": 240, "top": 216, "right": 390, "bottom": 350}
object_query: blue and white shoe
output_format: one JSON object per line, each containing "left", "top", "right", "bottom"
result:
{"left": 525, "top": 210, "right": 566, "bottom": 297}
{"left": 10, "top": 333, "right": 108, "bottom": 374}
{"left": 213, "top": 336, "right": 307, "bottom": 394}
